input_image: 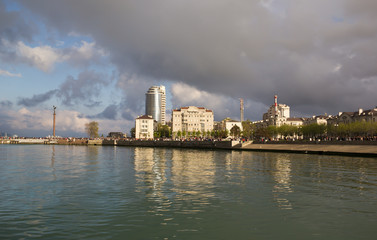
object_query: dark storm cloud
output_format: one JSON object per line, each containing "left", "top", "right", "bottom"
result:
{"left": 88, "top": 104, "right": 118, "bottom": 120}
{"left": 18, "top": 0, "right": 377, "bottom": 117}
{"left": 84, "top": 101, "right": 102, "bottom": 108}
{"left": 15, "top": 70, "right": 109, "bottom": 108}
{"left": 0, "top": 100, "right": 13, "bottom": 108}
{"left": 17, "top": 89, "right": 58, "bottom": 107}
{"left": 56, "top": 70, "right": 109, "bottom": 107}
{"left": 0, "top": 0, "right": 35, "bottom": 42}
{"left": 0, "top": 0, "right": 37, "bottom": 65}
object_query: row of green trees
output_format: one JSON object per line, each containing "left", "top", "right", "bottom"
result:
{"left": 89, "top": 120, "right": 377, "bottom": 140}
{"left": 172, "top": 125, "right": 242, "bottom": 139}
{"left": 254, "top": 125, "right": 299, "bottom": 139}
{"left": 254, "top": 121, "right": 377, "bottom": 140}
{"left": 174, "top": 129, "right": 229, "bottom": 139}
{"left": 327, "top": 121, "right": 377, "bottom": 138}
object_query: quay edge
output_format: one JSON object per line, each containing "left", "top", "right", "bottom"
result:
{"left": 2, "top": 138, "right": 377, "bottom": 157}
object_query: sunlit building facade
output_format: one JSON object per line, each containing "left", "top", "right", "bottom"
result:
{"left": 135, "top": 115, "right": 155, "bottom": 139}
{"left": 145, "top": 85, "right": 166, "bottom": 125}
{"left": 172, "top": 106, "right": 214, "bottom": 134}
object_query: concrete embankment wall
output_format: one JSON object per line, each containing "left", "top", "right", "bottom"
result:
{"left": 243, "top": 144, "right": 377, "bottom": 157}
{"left": 9, "top": 139, "right": 46, "bottom": 144}
{"left": 102, "top": 139, "right": 238, "bottom": 149}
{"left": 4, "top": 138, "right": 376, "bottom": 157}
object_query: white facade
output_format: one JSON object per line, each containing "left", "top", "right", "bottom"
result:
{"left": 225, "top": 121, "right": 243, "bottom": 137}
{"left": 285, "top": 118, "right": 304, "bottom": 126}
{"left": 218, "top": 118, "right": 243, "bottom": 132}
{"left": 159, "top": 86, "right": 166, "bottom": 125}
{"left": 172, "top": 106, "right": 214, "bottom": 134}
{"left": 135, "top": 115, "right": 155, "bottom": 139}
{"left": 263, "top": 104, "right": 290, "bottom": 122}
{"left": 225, "top": 121, "right": 243, "bottom": 132}
{"left": 304, "top": 116, "right": 328, "bottom": 125}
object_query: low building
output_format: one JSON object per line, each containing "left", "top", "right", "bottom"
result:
{"left": 172, "top": 106, "right": 214, "bottom": 135}
{"left": 107, "top": 132, "right": 126, "bottom": 139}
{"left": 285, "top": 118, "right": 304, "bottom": 126}
{"left": 135, "top": 115, "right": 155, "bottom": 139}
{"left": 304, "top": 115, "right": 329, "bottom": 125}
{"left": 327, "top": 107, "right": 377, "bottom": 125}
{"left": 218, "top": 118, "right": 243, "bottom": 132}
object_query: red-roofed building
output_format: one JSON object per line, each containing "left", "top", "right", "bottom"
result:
{"left": 135, "top": 115, "right": 156, "bottom": 139}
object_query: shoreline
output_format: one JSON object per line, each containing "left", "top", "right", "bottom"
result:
{"left": 240, "top": 143, "right": 377, "bottom": 158}
{"left": 2, "top": 138, "right": 377, "bottom": 158}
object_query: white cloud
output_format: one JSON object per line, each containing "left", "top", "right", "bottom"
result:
{"left": 0, "top": 69, "right": 22, "bottom": 77}
{"left": 0, "top": 104, "right": 134, "bottom": 136}
{"left": 2, "top": 39, "right": 106, "bottom": 72}
{"left": 171, "top": 82, "right": 240, "bottom": 121}
{"left": 171, "top": 82, "right": 269, "bottom": 121}
{"left": 4, "top": 107, "right": 90, "bottom": 133}
{"left": 73, "top": 41, "right": 106, "bottom": 59}
{"left": 65, "top": 41, "right": 107, "bottom": 66}
{"left": 15, "top": 41, "right": 61, "bottom": 72}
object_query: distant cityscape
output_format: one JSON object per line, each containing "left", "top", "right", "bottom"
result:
{"left": 1, "top": 84, "right": 376, "bottom": 139}
{"left": 134, "top": 85, "right": 377, "bottom": 140}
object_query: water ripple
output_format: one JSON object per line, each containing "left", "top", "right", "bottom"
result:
{"left": 1, "top": 145, "right": 377, "bottom": 239}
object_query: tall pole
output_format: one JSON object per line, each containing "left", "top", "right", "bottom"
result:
{"left": 274, "top": 95, "right": 278, "bottom": 126}
{"left": 240, "top": 98, "right": 244, "bottom": 122}
{"left": 53, "top": 106, "right": 56, "bottom": 137}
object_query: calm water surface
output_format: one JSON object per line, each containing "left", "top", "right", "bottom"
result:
{"left": 0, "top": 145, "right": 377, "bottom": 239}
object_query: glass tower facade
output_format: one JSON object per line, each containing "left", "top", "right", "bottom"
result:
{"left": 145, "top": 86, "right": 166, "bottom": 125}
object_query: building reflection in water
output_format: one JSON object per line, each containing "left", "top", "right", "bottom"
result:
{"left": 220, "top": 150, "right": 249, "bottom": 185}
{"left": 81, "top": 146, "right": 100, "bottom": 173}
{"left": 171, "top": 149, "right": 215, "bottom": 198}
{"left": 134, "top": 147, "right": 170, "bottom": 216}
{"left": 133, "top": 147, "right": 217, "bottom": 227}
{"left": 271, "top": 154, "right": 293, "bottom": 210}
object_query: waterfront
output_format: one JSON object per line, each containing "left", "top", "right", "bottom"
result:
{"left": 1, "top": 145, "right": 377, "bottom": 239}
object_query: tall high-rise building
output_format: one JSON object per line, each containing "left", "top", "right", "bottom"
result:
{"left": 145, "top": 85, "right": 166, "bottom": 125}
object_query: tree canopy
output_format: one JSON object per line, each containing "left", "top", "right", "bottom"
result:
{"left": 85, "top": 121, "right": 99, "bottom": 138}
{"left": 230, "top": 125, "right": 241, "bottom": 138}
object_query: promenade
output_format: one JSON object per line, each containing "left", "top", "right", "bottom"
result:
{"left": 242, "top": 143, "right": 377, "bottom": 157}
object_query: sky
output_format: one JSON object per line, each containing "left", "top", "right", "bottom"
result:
{"left": 1, "top": 0, "right": 377, "bottom": 137}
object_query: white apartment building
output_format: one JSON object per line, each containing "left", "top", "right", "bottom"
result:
{"left": 172, "top": 106, "right": 214, "bottom": 134}
{"left": 135, "top": 115, "right": 155, "bottom": 139}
